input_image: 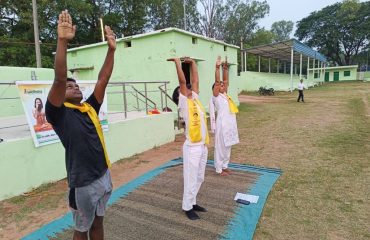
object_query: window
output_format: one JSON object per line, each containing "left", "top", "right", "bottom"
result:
{"left": 224, "top": 45, "right": 227, "bottom": 51}
{"left": 192, "top": 37, "right": 198, "bottom": 44}
{"left": 344, "top": 70, "right": 350, "bottom": 77}
{"left": 124, "top": 41, "right": 132, "bottom": 48}
{"left": 314, "top": 73, "right": 319, "bottom": 78}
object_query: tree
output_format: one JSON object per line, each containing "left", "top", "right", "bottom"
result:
{"left": 0, "top": 0, "right": 150, "bottom": 67}
{"left": 295, "top": 0, "right": 370, "bottom": 65}
{"left": 198, "top": 0, "right": 224, "bottom": 38}
{"left": 245, "top": 28, "right": 276, "bottom": 71}
{"left": 146, "top": 0, "right": 200, "bottom": 33}
{"left": 198, "top": 0, "right": 269, "bottom": 45}
{"left": 271, "top": 20, "right": 293, "bottom": 42}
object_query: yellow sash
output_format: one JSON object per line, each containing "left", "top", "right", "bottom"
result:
{"left": 187, "top": 98, "right": 209, "bottom": 144}
{"left": 64, "top": 102, "right": 111, "bottom": 168}
{"left": 224, "top": 94, "right": 239, "bottom": 114}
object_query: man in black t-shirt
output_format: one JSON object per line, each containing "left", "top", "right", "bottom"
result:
{"left": 45, "top": 10, "right": 116, "bottom": 240}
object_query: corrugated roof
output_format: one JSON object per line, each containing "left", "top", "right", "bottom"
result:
{"left": 67, "top": 27, "right": 239, "bottom": 53}
{"left": 243, "top": 39, "right": 327, "bottom": 63}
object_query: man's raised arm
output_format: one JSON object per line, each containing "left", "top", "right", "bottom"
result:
{"left": 213, "top": 56, "right": 222, "bottom": 97}
{"left": 94, "top": 26, "right": 116, "bottom": 104}
{"left": 48, "top": 10, "right": 76, "bottom": 107}
{"left": 188, "top": 58, "right": 199, "bottom": 94}
{"left": 223, "top": 56, "right": 229, "bottom": 93}
{"left": 168, "top": 58, "right": 187, "bottom": 96}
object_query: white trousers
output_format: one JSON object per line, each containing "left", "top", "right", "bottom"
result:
{"left": 182, "top": 143, "right": 208, "bottom": 211}
{"left": 214, "top": 135, "right": 231, "bottom": 173}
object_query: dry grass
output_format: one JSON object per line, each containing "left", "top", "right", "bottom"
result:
{"left": 234, "top": 82, "right": 370, "bottom": 240}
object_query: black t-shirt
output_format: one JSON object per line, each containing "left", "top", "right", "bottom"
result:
{"left": 45, "top": 94, "right": 108, "bottom": 188}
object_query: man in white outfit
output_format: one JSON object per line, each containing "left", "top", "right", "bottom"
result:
{"left": 297, "top": 79, "right": 305, "bottom": 102}
{"left": 210, "top": 56, "right": 239, "bottom": 176}
{"left": 168, "top": 57, "right": 208, "bottom": 220}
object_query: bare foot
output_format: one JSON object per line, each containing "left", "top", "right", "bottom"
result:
{"left": 223, "top": 168, "right": 231, "bottom": 173}
{"left": 220, "top": 171, "right": 229, "bottom": 176}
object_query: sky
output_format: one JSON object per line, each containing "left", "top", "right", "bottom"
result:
{"left": 257, "top": 0, "right": 363, "bottom": 37}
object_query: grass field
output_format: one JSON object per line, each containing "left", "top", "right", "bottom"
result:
{"left": 234, "top": 81, "right": 370, "bottom": 240}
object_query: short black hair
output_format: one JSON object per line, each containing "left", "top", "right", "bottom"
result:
{"left": 67, "top": 77, "right": 76, "bottom": 82}
{"left": 172, "top": 85, "right": 192, "bottom": 106}
{"left": 172, "top": 86, "right": 180, "bottom": 106}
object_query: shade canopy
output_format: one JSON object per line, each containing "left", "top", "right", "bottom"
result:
{"left": 242, "top": 39, "right": 327, "bottom": 63}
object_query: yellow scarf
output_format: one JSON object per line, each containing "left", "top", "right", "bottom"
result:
{"left": 64, "top": 102, "right": 111, "bottom": 168}
{"left": 224, "top": 94, "right": 239, "bottom": 114}
{"left": 187, "top": 98, "right": 209, "bottom": 144}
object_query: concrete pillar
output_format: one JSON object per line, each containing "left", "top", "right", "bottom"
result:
{"left": 299, "top": 53, "right": 303, "bottom": 79}
{"left": 290, "top": 48, "right": 294, "bottom": 92}
{"left": 258, "top": 55, "right": 261, "bottom": 72}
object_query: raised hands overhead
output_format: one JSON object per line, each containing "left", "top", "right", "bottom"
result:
{"left": 222, "top": 56, "right": 228, "bottom": 70}
{"left": 168, "top": 58, "right": 187, "bottom": 96}
{"left": 213, "top": 56, "right": 221, "bottom": 97}
{"left": 104, "top": 26, "right": 116, "bottom": 51}
{"left": 167, "top": 58, "right": 181, "bottom": 63}
{"left": 49, "top": 10, "right": 76, "bottom": 107}
{"left": 182, "top": 57, "right": 194, "bottom": 64}
{"left": 95, "top": 26, "right": 117, "bottom": 104}
{"left": 57, "top": 10, "right": 76, "bottom": 41}
{"left": 222, "top": 56, "right": 229, "bottom": 91}
{"left": 216, "top": 56, "right": 222, "bottom": 69}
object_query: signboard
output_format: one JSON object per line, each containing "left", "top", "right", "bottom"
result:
{"left": 16, "top": 81, "right": 108, "bottom": 147}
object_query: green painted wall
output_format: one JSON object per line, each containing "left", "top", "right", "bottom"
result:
{"left": 364, "top": 71, "right": 370, "bottom": 81}
{"left": 67, "top": 29, "right": 240, "bottom": 111}
{"left": 0, "top": 66, "right": 54, "bottom": 81}
{"left": 307, "top": 66, "right": 358, "bottom": 82}
{"left": 239, "top": 66, "right": 360, "bottom": 92}
{"left": 239, "top": 71, "right": 312, "bottom": 91}
{"left": 0, "top": 67, "right": 55, "bottom": 117}
{"left": 0, "top": 29, "right": 240, "bottom": 117}
{"left": 0, "top": 113, "right": 175, "bottom": 201}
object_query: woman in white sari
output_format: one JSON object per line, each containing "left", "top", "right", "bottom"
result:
{"left": 210, "top": 56, "right": 239, "bottom": 176}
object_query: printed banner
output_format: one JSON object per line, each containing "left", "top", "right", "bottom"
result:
{"left": 16, "top": 81, "right": 108, "bottom": 147}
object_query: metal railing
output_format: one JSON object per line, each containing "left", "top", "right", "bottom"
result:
{"left": 0, "top": 81, "right": 180, "bottom": 138}
{"left": 107, "top": 81, "right": 172, "bottom": 119}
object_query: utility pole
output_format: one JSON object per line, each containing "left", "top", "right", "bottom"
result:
{"left": 32, "top": 0, "right": 42, "bottom": 68}
{"left": 183, "top": 0, "right": 187, "bottom": 31}
{"left": 367, "top": 47, "right": 369, "bottom": 71}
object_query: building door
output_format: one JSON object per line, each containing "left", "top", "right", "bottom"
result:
{"left": 325, "top": 72, "right": 329, "bottom": 82}
{"left": 333, "top": 72, "right": 339, "bottom": 81}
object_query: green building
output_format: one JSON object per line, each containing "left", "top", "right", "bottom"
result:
{"left": 309, "top": 65, "right": 359, "bottom": 82}
{"left": 66, "top": 27, "right": 240, "bottom": 113}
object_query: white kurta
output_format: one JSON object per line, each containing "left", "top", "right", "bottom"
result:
{"left": 179, "top": 92, "right": 208, "bottom": 211}
{"left": 211, "top": 94, "right": 239, "bottom": 173}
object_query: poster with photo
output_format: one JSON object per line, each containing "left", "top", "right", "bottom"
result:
{"left": 16, "top": 81, "right": 108, "bottom": 147}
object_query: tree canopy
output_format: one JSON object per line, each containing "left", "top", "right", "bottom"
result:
{"left": 295, "top": 0, "right": 370, "bottom": 66}
{"left": 271, "top": 20, "right": 293, "bottom": 42}
{"left": 9, "top": 0, "right": 370, "bottom": 68}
